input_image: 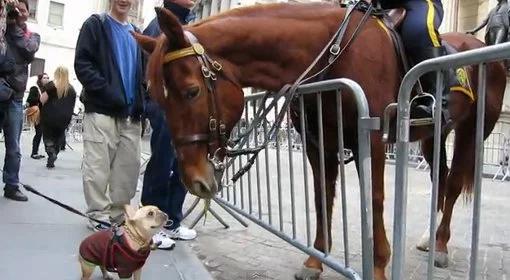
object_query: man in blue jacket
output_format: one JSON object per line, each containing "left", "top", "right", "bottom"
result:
{"left": 74, "top": 0, "right": 145, "bottom": 231}
{"left": 141, "top": 0, "right": 197, "bottom": 249}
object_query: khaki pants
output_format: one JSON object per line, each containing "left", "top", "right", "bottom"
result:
{"left": 82, "top": 112, "right": 141, "bottom": 222}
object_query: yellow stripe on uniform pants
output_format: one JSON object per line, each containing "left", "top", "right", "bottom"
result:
{"left": 426, "top": 0, "right": 441, "bottom": 47}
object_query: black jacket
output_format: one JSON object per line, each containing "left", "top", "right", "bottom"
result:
{"left": 4, "top": 23, "right": 40, "bottom": 99}
{"left": 144, "top": 2, "right": 192, "bottom": 37}
{"left": 26, "top": 86, "right": 40, "bottom": 107}
{"left": 40, "top": 81, "right": 77, "bottom": 130}
{"left": 379, "top": 0, "right": 406, "bottom": 9}
{"left": 74, "top": 13, "right": 144, "bottom": 120}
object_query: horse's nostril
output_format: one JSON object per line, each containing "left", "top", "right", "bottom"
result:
{"left": 191, "top": 180, "right": 213, "bottom": 198}
{"left": 197, "top": 181, "right": 209, "bottom": 194}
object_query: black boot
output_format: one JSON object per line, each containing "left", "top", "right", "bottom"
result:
{"left": 46, "top": 144, "right": 57, "bottom": 169}
{"left": 47, "top": 153, "right": 56, "bottom": 168}
{"left": 409, "top": 46, "right": 449, "bottom": 120}
{"left": 4, "top": 184, "right": 28, "bottom": 201}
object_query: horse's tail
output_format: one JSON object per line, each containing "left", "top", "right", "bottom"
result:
{"left": 455, "top": 60, "right": 506, "bottom": 198}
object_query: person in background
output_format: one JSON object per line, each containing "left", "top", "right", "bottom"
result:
{"left": 141, "top": 0, "right": 197, "bottom": 249}
{"left": 26, "top": 73, "right": 49, "bottom": 160}
{"left": 0, "top": 0, "right": 40, "bottom": 201}
{"left": 74, "top": 0, "right": 144, "bottom": 231}
{"left": 40, "top": 66, "right": 76, "bottom": 168}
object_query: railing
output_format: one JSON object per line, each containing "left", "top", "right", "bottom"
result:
{"left": 391, "top": 41, "right": 510, "bottom": 280}
{"left": 216, "top": 78, "right": 379, "bottom": 279}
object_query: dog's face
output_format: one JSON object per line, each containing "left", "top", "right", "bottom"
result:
{"left": 124, "top": 205, "right": 168, "bottom": 241}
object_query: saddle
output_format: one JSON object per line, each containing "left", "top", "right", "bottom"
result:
{"left": 386, "top": 8, "right": 406, "bottom": 29}
{"left": 380, "top": 8, "right": 473, "bottom": 101}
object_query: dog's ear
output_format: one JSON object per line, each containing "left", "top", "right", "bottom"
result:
{"left": 124, "top": 205, "right": 137, "bottom": 221}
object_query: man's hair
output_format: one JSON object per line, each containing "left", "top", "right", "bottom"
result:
{"left": 36, "top": 73, "right": 48, "bottom": 89}
{"left": 8, "top": 0, "right": 29, "bottom": 18}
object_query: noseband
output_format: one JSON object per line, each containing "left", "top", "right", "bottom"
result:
{"left": 161, "top": 31, "right": 227, "bottom": 173}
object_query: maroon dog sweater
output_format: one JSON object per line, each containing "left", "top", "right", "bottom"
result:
{"left": 79, "top": 227, "right": 150, "bottom": 278}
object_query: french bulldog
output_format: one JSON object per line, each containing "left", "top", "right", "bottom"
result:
{"left": 78, "top": 205, "right": 168, "bottom": 280}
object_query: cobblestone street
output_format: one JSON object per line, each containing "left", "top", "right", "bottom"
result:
{"left": 181, "top": 148, "right": 510, "bottom": 280}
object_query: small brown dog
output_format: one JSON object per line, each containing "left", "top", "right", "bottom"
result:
{"left": 78, "top": 205, "right": 168, "bottom": 280}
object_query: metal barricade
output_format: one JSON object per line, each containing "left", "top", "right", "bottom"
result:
{"left": 67, "top": 113, "right": 84, "bottom": 142}
{"left": 215, "top": 78, "right": 378, "bottom": 279}
{"left": 391, "top": 42, "right": 510, "bottom": 280}
{"left": 492, "top": 135, "right": 510, "bottom": 181}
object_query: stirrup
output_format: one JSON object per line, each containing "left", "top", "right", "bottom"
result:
{"left": 410, "top": 93, "right": 436, "bottom": 126}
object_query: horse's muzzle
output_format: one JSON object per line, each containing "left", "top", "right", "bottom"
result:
{"left": 188, "top": 162, "right": 219, "bottom": 199}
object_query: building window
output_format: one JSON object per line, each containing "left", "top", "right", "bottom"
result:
{"left": 48, "top": 1, "right": 64, "bottom": 27}
{"left": 27, "top": 0, "right": 38, "bottom": 20}
{"left": 128, "top": 0, "right": 143, "bottom": 18}
{"left": 30, "top": 58, "right": 45, "bottom": 77}
{"left": 127, "top": 0, "right": 144, "bottom": 26}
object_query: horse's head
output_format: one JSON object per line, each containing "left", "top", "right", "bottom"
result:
{"left": 134, "top": 8, "right": 244, "bottom": 199}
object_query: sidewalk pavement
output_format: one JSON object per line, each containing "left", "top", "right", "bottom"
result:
{"left": 0, "top": 131, "right": 212, "bottom": 280}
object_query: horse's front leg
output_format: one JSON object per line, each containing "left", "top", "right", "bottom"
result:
{"left": 294, "top": 140, "right": 338, "bottom": 280}
{"left": 416, "top": 135, "right": 449, "bottom": 252}
{"left": 363, "top": 137, "right": 391, "bottom": 280}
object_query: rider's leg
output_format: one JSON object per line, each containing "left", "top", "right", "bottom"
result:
{"left": 400, "top": 0, "right": 446, "bottom": 119}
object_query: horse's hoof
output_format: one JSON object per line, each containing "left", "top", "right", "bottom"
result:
{"left": 434, "top": 252, "right": 449, "bottom": 268}
{"left": 416, "top": 243, "right": 429, "bottom": 252}
{"left": 294, "top": 267, "right": 322, "bottom": 280}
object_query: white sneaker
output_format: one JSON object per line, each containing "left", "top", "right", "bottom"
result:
{"left": 166, "top": 225, "right": 197, "bottom": 240}
{"left": 152, "top": 231, "right": 176, "bottom": 250}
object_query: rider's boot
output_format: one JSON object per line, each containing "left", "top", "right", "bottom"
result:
{"left": 409, "top": 46, "right": 449, "bottom": 121}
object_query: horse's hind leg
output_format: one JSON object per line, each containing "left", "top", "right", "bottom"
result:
{"left": 434, "top": 127, "right": 475, "bottom": 268}
{"left": 416, "top": 135, "right": 449, "bottom": 252}
{"left": 295, "top": 140, "right": 337, "bottom": 280}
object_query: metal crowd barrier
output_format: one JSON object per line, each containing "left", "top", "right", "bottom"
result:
{"left": 215, "top": 78, "right": 379, "bottom": 280}
{"left": 386, "top": 131, "right": 509, "bottom": 172}
{"left": 391, "top": 41, "right": 510, "bottom": 280}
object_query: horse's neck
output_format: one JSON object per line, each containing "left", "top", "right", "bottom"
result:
{"left": 191, "top": 9, "right": 344, "bottom": 91}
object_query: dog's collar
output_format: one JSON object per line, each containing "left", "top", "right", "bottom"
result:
{"left": 123, "top": 224, "right": 150, "bottom": 249}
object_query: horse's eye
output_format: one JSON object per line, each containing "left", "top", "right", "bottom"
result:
{"left": 185, "top": 87, "right": 200, "bottom": 100}
{"left": 148, "top": 211, "right": 154, "bottom": 217}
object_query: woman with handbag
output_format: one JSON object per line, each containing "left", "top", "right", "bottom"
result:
{"left": 25, "top": 72, "right": 49, "bottom": 159}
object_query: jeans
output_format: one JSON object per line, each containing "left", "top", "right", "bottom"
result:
{"left": 0, "top": 99, "right": 23, "bottom": 190}
{"left": 141, "top": 99, "right": 187, "bottom": 230}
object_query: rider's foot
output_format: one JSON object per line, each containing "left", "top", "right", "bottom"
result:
{"left": 410, "top": 104, "right": 433, "bottom": 120}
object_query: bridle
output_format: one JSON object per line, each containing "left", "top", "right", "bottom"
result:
{"left": 161, "top": 31, "right": 228, "bottom": 174}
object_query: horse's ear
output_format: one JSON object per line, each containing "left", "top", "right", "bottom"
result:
{"left": 155, "top": 7, "right": 187, "bottom": 48}
{"left": 131, "top": 32, "right": 157, "bottom": 53}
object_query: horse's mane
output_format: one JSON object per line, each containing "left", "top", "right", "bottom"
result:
{"left": 189, "top": 2, "right": 338, "bottom": 28}
{"left": 147, "top": 2, "right": 344, "bottom": 102}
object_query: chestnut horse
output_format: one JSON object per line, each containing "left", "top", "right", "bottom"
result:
{"left": 134, "top": 3, "right": 505, "bottom": 279}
